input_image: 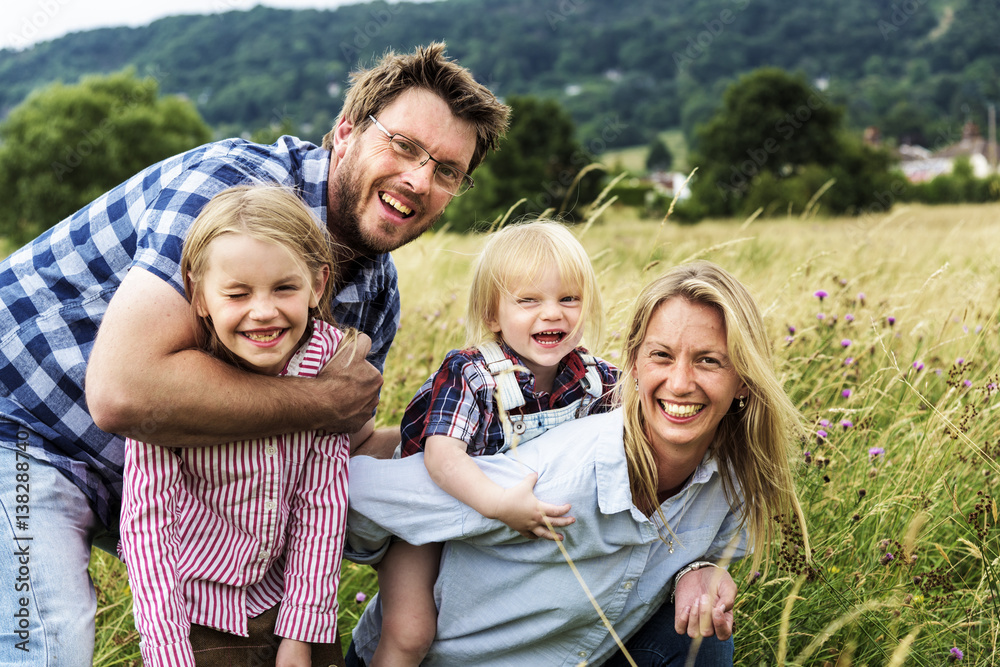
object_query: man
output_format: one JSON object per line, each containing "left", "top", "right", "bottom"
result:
{"left": 0, "top": 43, "right": 509, "bottom": 666}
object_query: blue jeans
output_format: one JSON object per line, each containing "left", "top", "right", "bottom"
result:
{"left": 603, "top": 599, "right": 734, "bottom": 666}
{"left": 0, "top": 421, "right": 113, "bottom": 667}
{"left": 344, "top": 599, "right": 734, "bottom": 666}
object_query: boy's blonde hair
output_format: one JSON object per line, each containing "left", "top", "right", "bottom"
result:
{"left": 181, "top": 184, "right": 338, "bottom": 370}
{"left": 615, "top": 260, "right": 809, "bottom": 573}
{"left": 465, "top": 220, "right": 603, "bottom": 350}
{"left": 323, "top": 42, "right": 509, "bottom": 175}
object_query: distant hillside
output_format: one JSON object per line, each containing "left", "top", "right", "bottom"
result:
{"left": 1, "top": 0, "right": 996, "bottom": 151}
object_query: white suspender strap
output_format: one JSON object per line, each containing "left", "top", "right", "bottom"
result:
{"left": 578, "top": 353, "right": 604, "bottom": 399}
{"left": 478, "top": 342, "right": 526, "bottom": 410}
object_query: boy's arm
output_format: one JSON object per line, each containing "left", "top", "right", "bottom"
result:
{"left": 86, "top": 267, "right": 381, "bottom": 445}
{"left": 423, "top": 435, "right": 574, "bottom": 541}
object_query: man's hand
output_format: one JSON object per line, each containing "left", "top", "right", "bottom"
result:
{"left": 492, "top": 473, "right": 575, "bottom": 541}
{"left": 275, "top": 637, "right": 311, "bottom": 667}
{"left": 673, "top": 565, "right": 736, "bottom": 639}
{"left": 319, "top": 331, "right": 382, "bottom": 434}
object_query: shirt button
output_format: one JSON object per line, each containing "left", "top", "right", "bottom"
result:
{"left": 578, "top": 651, "right": 588, "bottom": 658}
{"left": 265, "top": 445, "right": 277, "bottom": 456}
{"left": 264, "top": 500, "right": 276, "bottom": 511}
{"left": 623, "top": 581, "right": 634, "bottom": 590}
{"left": 258, "top": 549, "right": 270, "bottom": 561}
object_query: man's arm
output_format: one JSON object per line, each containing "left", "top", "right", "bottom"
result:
{"left": 86, "top": 267, "right": 382, "bottom": 445}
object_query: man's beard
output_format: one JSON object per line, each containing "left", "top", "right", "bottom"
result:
{"left": 329, "top": 152, "right": 441, "bottom": 258}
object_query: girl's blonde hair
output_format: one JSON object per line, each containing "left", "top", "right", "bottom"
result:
{"left": 181, "top": 184, "right": 338, "bottom": 371}
{"left": 615, "top": 260, "right": 808, "bottom": 572}
{"left": 464, "top": 220, "right": 603, "bottom": 350}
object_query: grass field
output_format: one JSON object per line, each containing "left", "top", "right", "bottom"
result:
{"left": 89, "top": 201, "right": 1000, "bottom": 665}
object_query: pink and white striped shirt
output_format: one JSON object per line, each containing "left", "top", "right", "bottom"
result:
{"left": 120, "top": 320, "right": 350, "bottom": 666}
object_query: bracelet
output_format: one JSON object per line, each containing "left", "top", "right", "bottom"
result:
{"left": 670, "top": 561, "right": 719, "bottom": 604}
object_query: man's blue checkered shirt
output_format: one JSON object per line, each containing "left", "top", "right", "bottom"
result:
{"left": 0, "top": 135, "right": 400, "bottom": 531}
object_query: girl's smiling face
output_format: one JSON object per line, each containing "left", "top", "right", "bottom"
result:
{"left": 488, "top": 266, "right": 584, "bottom": 393}
{"left": 632, "top": 297, "right": 746, "bottom": 459}
{"left": 193, "top": 233, "right": 326, "bottom": 375}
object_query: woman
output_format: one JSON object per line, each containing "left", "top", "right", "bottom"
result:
{"left": 345, "top": 261, "right": 808, "bottom": 666}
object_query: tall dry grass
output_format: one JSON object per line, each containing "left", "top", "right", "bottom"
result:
{"left": 90, "top": 202, "right": 1000, "bottom": 665}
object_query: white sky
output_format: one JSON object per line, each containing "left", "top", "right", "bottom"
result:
{"left": 1, "top": 0, "right": 419, "bottom": 51}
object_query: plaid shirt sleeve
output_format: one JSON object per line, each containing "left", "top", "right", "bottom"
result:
{"left": 399, "top": 350, "right": 486, "bottom": 457}
{"left": 588, "top": 356, "right": 621, "bottom": 414}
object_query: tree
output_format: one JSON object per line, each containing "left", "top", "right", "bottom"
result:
{"left": 645, "top": 137, "right": 673, "bottom": 173}
{"left": 0, "top": 69, "right": 212, "bottom": 244}
{"left": 441, "top": 95, "right": 601, "bottom": 232}
{"left": 686, "top": 67, "right": 893, "bottom": 219}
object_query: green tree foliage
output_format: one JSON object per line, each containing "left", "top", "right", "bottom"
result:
{"left": 441, "top": 95, "right": 600, "bottom": 232}
{"left": 645, "top": 137, "right": 673, "bottom": 173}
{"left": 685, "top": 68, "right": 896, "bottom": 220}
{"left": 1, "top": 0, "right": 995, "bottom": 151}
{"left": 0, "top": 69, "right": 211, "bottom": 243}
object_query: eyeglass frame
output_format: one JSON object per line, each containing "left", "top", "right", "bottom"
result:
{"left": 367, "top": 114, "right": 475, "bottom": 196}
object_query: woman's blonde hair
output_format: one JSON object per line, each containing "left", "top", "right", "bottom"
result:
{"left": 181, "top": 184, "right": 339, "bottom": 371}
{"left": 616, "top": 260, "right": 808, "bottom": 572}
{"left": 464, "top": 220, "right": 603, "bottom": 350}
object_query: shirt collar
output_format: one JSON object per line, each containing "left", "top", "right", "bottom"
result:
{"left": 496, "top": 340, "right": 588, "bottom": 398}
{"left": 593, "top": 409, "right": 721, "bottom": 519}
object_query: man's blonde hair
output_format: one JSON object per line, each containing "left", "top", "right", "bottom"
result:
{"left": 465, "top": 220, "right": 603, "bottom": 350}
{"left": 615, "top": 260, "right": 809, "bottom": 572}
{"left": 322, "top": 42, "right": 509, "bottom": 174}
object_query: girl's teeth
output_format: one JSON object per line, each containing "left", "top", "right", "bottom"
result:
{"left": 659, "top": 401, "right": 703, "bottom": 418}
{"left": 244, "top": 330, "right": 280, "bottom": 342}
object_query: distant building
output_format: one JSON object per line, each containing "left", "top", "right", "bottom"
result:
{"left": 894, "top": 121, "right": 998, "bottom": 183}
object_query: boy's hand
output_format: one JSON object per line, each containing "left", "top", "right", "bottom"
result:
{"left": 493, "top": 473, "right": 574, "bottom": 541}
{"left": 275, "top": 637, "right": 311, "bottom": 667}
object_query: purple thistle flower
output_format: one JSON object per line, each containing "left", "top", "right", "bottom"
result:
{"left": 785, "top": 335, "right": 795, "bottom": 345}
{"left": 788, "top": 325, "right": 796, "bottom": 335}
{"left": 817, "top": 313, "right": 825, "bottom": 321}
{"left": 820, "top": 419, "right": 831, "bottom": 428}
{"left": 956, "top": 357, "right": 965, "bottom": 365}
{"left": 912, "top": 361, "right": 924, "bottom": 371}
{"left": 858, "top": 292, "right": 866, "bottom": 305}
{"left": 949, "top": 647, "right": 964, "bottom": 661}
{"left": 841, "top": 419, "right": 853, "bottom": 430}
{"left": 816, "top": 429, "right": 828, "bottom": 442}
{"left": 868, "top": 447, "right": 885, "bottom": 459}
{"left": 804, "top": 451, "right": 812, "bottom": 463}
{"left": 355, "top": 592, "right": 367, "bottom": 603}
{"left": 845, "top": 357, "right": 855, "bottom": 366}
{"left": 842, "top": 389, "right": 852, "bottom": 399}
{"left": 814, "top": 290, "right": 828, "bottom": 302}
{"left": 976, "top": 325, "right": 983, "bottom": 333}
{"left": 880, "top": 552, "right": 894, "bottom": 565}
{"left": 964, "top": 379, "right": 973, "bottom": 388}
{"left": 887, "top": 316, "right": 896, "bottom": 327}
{"left": 841, "top": 339, "right": 852, "bottom": 348}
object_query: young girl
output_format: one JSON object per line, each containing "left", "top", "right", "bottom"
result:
{"left": 372, "top": 220, "right": 619, "bottom": 666}
{"left": 120, "top": 185, "right": 371, "bottom": 667}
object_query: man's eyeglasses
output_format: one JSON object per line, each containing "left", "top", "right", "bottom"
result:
{"left": 368, "top": 115, "right": 475, "bottom": 196}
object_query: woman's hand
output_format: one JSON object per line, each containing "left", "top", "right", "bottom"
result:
{"left": 493, "top": 473, "right": 575, "bottom": 541}
{"left": 275, "top": 637, "right": 311, "bottom": 667}
{"left": 673, "top": 565, "right": 737, "bottom": 639}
